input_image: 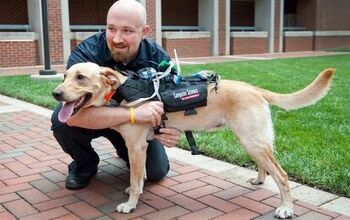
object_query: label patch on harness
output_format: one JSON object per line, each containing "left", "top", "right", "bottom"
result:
{"left": 161, "top": 84, "right": 207, "bottom": 112}
{"left": 173, "top": 88, "right": 199, "bottom": 100}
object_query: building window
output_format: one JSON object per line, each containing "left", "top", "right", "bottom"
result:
{"left": 230, "top": 0, "right": 255, "bottom": 31}
{"left": 284, "top": 0, "right": 307, "bottom": 31}
{"left": 161, "top": 0, "right": 199, "bottom": 31}
{"left": 0, "top": 0, "right": 29, "bottom": 32}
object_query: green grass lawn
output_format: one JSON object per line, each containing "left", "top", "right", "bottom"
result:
{"left": 0, "top": 54, "right": 349, "bottom": 197}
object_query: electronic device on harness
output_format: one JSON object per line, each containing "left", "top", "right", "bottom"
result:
{"left": 112, "top": 61, "right": 220, "bottom": 155}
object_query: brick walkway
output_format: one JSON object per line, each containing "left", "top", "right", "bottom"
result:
{"left": 1, "top": 96, "right": 349, "bottom": 220}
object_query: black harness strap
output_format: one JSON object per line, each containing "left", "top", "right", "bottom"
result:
{"left": 154, "top": 115, "right": 202, "bottom": 155}
{"left": 185, "top": 131, "right": 203, "bottom": 155}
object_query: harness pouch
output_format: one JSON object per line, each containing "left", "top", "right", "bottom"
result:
{"left": 160, "top": 84, "right": 208, "bottom": 112}
{"left": 114, "top": 76, "right": 156, "bottom": 103}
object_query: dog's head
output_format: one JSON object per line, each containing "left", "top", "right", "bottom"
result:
{"left": 52, "top": 62, "right": 123, "bottom": 123}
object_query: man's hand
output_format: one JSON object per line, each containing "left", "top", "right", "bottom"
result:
{"left": 154, "top": 127, "right": 181, "bottom": 147}
{"left": 134, "top": 102, "right": 181, "bottom": 147}
{"left": 134, "top": 101, "right": 164, "bottom": 127}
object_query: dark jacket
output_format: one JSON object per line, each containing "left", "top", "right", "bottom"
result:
{"left": 67, "top": 31, "right": 170, "bottom": 71}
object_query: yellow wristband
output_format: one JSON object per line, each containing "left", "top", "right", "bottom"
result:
{"left": 129, "top": 107, "right": 135, "bottom": 124}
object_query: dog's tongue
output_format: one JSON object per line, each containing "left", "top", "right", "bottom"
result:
{"left": 58, "top": 101, "right": 76, "bottom": 123}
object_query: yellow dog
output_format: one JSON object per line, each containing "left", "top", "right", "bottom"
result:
{"left": 53, "top": 62, "right": 335, "bottom": 218}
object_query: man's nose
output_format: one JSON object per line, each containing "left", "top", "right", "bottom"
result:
{"left": 112, "top": 31, "right": 123, "bottom": 43}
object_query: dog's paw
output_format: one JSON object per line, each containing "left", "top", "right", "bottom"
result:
{"left": 116, "top": 202, "right": 136, "bottom": 213}
{"left": 275, "top": 206, "right": 293, "bottom": 219}
{"left": 248, "top": 177, "right": 264, "bottom": 185}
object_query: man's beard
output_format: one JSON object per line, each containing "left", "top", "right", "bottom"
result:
{"left": 111, "top": 50, "right": 130, "bottom": 64}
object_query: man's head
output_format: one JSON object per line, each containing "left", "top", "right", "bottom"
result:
{"left": 106, "top": 0, "right": 150, "bottom": 64}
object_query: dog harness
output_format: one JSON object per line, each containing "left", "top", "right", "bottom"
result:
{"left": 112, "top": 61, "right": 220, "bottom": 155}
{"left": 113, "top": 61, "right": 220, "bottom": 114}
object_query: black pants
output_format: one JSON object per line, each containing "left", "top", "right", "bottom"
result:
{"left": 51, "top": 104, "right": 169, "bottom": 182}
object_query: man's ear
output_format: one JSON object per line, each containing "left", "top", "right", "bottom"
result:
{"left": 99, "top": 67, "right": 121, "bottom": 89}
{"left": 142, "top": 25, "right": 151, "bottom": 38}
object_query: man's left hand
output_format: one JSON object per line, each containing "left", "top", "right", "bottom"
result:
{"left": 154, "top": 127, "right": 181, "bottom": 147}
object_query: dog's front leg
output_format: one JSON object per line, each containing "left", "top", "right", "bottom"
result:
{"left": 115, "top": 126, "right": 149, "bottom": 213}
{"left": 116, "top": 142, "right": 147, "bottom": 213}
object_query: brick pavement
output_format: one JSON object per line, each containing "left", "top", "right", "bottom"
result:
{"left": 0, "top": 95, "right": 349, "bottom": 220}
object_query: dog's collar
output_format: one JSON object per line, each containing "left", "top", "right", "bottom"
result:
{"left": 104, "top": 91, "right": 115, "bottom": 103}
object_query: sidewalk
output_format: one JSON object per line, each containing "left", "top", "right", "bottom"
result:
{"left": 177, "top": 51, "right": 348, "bottom": 64}
{"left": 0, "top": 96, "right": 350, "bottom": 219}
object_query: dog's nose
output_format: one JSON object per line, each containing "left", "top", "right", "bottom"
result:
{"left": 52, "top": 90, "right": 63, "bottom": 101}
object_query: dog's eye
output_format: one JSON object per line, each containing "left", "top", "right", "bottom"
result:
{"left": 76, "top": 74, "right": 85, "bottom": 80}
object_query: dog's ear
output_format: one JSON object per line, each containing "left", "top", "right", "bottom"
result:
{"left": 99, "top": 67, "right": 121, "bottom": 89}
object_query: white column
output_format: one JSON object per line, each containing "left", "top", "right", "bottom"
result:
{"left": 270, "top": 0, "right": 275, "bottom": 53}
{"left": 279, "top": 0, "right": 284, "bottom": 52}
{"left": 27, "top": 0, "right": 44, "bottom": 65}
{"left": 60, "top": 0, "right": 71, "bottom": 63}
{"left": 199, "top": 0, "right": 219, "bottom": 56}
{"left": 155, "top": 0, "right": 162, "bottom": 45}
{"left": 255, "top": 0, "right": 275, "bottom": 53}
{"left": 225, "top": 0, "right": 231, "bottom": 55}
{"left": 214, "top": 0, "right": 219, "bottom": 56}
{"left": 138, "top": 0, "right": 161, "bottom": 45}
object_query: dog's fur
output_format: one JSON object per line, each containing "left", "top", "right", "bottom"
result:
{"left": 53, "top": 62, "right": 335, "bottom": 218}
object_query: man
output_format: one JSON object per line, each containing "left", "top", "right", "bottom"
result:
{"left": 51, "top": 0, "right": 181, "bottom": 190}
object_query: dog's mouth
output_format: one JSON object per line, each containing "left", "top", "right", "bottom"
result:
{"left": 58, "top": 93, "right": 92, "bottom": 123}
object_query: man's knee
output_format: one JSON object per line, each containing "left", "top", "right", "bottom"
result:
{"left": 146, "top": 163, "right": 169, "bottom": 182}
{"left": 51, "top": 122, "right": 75, "bottom": 154}
{"left": 51, "top": 104, "right": 63, "bottom": 129}
{"left": 51, "top": 110, "right": 74, "bottom": 148}
{"left": 51, "top": 105, "right": 94, "bottom": 154}
{"left": 145, "top": 140, "right": 170, "bottom": 181}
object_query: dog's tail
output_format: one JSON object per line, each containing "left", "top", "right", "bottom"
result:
{"left": 259, "top": 68, "right": 335, "bottom": 111}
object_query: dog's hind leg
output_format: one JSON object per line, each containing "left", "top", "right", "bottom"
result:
{"left": 246, "top": 144, "right": 293, "bottom": 219}
{"left": 228, "top": 105, "right": 293, "bottom": 218}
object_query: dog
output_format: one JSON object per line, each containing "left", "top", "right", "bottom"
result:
{"left": 52, "top": 62, "right": 335, "bottom": 218}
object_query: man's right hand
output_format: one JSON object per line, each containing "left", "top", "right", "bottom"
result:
{"left": 134, "top": 101, "right": 164, "bottom": 127}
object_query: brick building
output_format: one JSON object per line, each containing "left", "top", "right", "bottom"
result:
{"left": 0, "top": 0, "right": 349, "bottom": 68}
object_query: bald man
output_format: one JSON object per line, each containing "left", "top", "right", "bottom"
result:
{"left": 51, "top": 0, "right": 180, "bottom": 190}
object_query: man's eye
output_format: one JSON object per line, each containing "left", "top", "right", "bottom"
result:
{"left": 76, "top": 74, "right": 85, "bottom": 80}
{"left": 124, "top": 29, "right": 133, "bottom": 33}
